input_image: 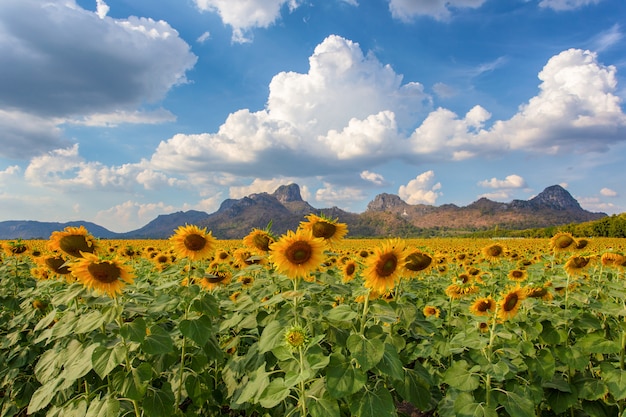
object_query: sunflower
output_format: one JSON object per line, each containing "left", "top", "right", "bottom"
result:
{"left": 70, "top": 253, "right": 134, "bottom": 297}
{"left": 233, "top": 247, "right": 265, "bottom": 268}
{"left": 243, "top": 227, "right": 276, "bottom": 254}
{"left": 497, "top": 287, "right": 526, "bottom": 321}
{"left": 524, "top": 285, "right": 553, "bottom": 301}
{"left": 507, "top": 269, "right": 528, "bottom": 282}
{"left": 564, "top": 255, "right": 593, "bottom": 276}
{"left": 284, "top": 325, "right": 309, "bottom": 350}
{"left": 269, "top": 229, "right": 326, "bottom": 279}
{"left": 197, "top": 269, "right": 232, "bottom": 291}
{"left": 299, "top": 214, "right": 348, "bottom": 246}
{"left": 404, "top": 251, "right": 433, "bottom": 275}
{"left": 549, "top": 232, "right": 576, "bottom": 252}
{"left": 601, "top": 252, "right": 626, "bottom": 268}
{"left": 35, "top": 253, "right": 73, "bottom": 280}
{"left": 482, "top": 243, "right": 505, "bottom": 261}
{"left": 341, "top": 260, "right": 358, "bottom": 283}
{"left": 48, "top": 226, "right": 98, "bottom": 258}
{"left": 470, "top": 297, "right": 496, "bottom": 316}
{"left": 423, "top": 305, "right": 440, "bottom": 318}
{"left": 169, "top": 224, "right": 216, "bottom": 261}
{"left": 362, "top": 239, "right": 407, "bottom": 293}
{"left": 3, "top": 240, "right": 28, "bottom": 257}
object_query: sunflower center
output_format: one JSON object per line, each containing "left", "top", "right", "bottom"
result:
{"left": 87, "top": 262, "right": 121, "bottom": 284}
{"left": 503, "top": 293, "right": 519, "bottom": 312}
{"left": 205, "top": 271, "right": 229, "bottom": 284}
{"left": 376, "top": 253, "right": 398, "bottom": 277}
{"left": 477, "top": 300, "right": 491, "bottom": 312}
{"left": 572, "top": 257, "right": 590, "bottom": 268}
{"left": 345, "top": 263, "right": 356, "bottom": 275}
{"left": 486, "top": 245, "right": 503, "bottom": 257}
{"left": 286, "top": 241, "right": 312, "bottom": 265}
{"left": 60, "top": 235, "right": 95, "bottom": 257}
{"left": 184, "top": 234, "right": 207, "bottom": 252}
{"left": 253, "top": 234, "right": 272, "bottom": 251}
{"left": 312, "top": 222, "right": 336, "bottom": 239}
{"left": 45, "top": 256, "right": 71, "bottom": 274}
{"left": 510, "top": 270, "right": 524, "bottom": 279}
{"left": 405, "top": 252, "right": 432, "bottom": 272}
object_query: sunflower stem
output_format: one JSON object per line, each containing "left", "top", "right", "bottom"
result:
{"left": 297, "top": 346, "right": 308, "bottom": 417}
{"left": 360, "top": 289, "right": 371, "bottom": 335}
{"left": 177, "top": 306, "right": 189, "bottom": 407}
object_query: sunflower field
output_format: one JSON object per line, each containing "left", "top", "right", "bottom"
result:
{"left": 2, "top": 216, "right": 626, "bottom": 417}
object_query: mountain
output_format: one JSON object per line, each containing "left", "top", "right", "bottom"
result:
{"left": 0, "top": 184, "right": 607, "bottom": 239}
{"left": 0, "top": 220, "right": 119, "bottom": 240}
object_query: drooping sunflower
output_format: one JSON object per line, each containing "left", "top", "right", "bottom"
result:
{"left": 497, "top": 287, "right": 526, "bottom": 321}
{"left": 507, "top": 269, "right": 528, "bottom": 282}
{"left": 243, "top": 227, "right": 276, "bottom": 254}
{"left": 233, "top": 247, "right": 265, "bottom": 268}
{"left": 470, "top": 297, "right": 497, "bottom": 316}
{"left": 70, "top": 253, "right": 134, "bottom": 297}
{"left": 564, "top": 255, "right": 594, "bottom": 276}
{"left": 269, "top": 229, "right": 326, "bottom": 279}
{"left": 169, "top": 224, "right": 216, "bottom": 261}
{"left": 524, "top": 285, "right": 553, "bottom": 301}
{"left": 404, "top": 250, "right": 433, "bottom": 275}
{"left": 36, "top": 253, "right": 73, "bottom": 280}
{"left": 299, "top": 214, "right": 348, "bottom": 246}
{"left": 549, "top": 232, "right": 576, "bottom": 252}
{"left": 482, "top": 243, "right": 506, "bottom": 262}
{"left": 197, "top": 269, "right": 232, "bottom": 291}
{"left": 601, "top": 252, "right": 626, "bottom": 269}
{"left": 423, "top": 305, "right": 440, "bottom": 318}
{"left": 362, "top": 239, "right": 407, "bottom": 294}
{"left": 48, "top": 226, "right": 98, "bottom": 258}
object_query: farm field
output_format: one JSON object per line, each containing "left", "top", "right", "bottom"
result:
{"left": 2, "top": 220, "right": 626, "bottom": 417}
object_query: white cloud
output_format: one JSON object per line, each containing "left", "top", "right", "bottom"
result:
{"left": 538, "top": 0, "right": 602, "bottom": 11}
{"left": 95, "top": 200, "right": 177, "bottom": 233}
{"left": 432, "top": 82, "right": 457, "bottom": 99}
{"left": 95, "top": 0, "right": 109, "bottom": 19}
{"left": 197, "top": 31, "right": 211, "bottom": 43}
{"left": 194, "top": 0, "right": 300, "bottom": 43}
{"left": 600, "top": 187, "right": 618, "bottom": 197}
{"left": 591, "top": 24, "right": 622, "bottom": 52}
{"left": 360, "top": 170, "right": 385, "bottom": 185}
{"left": 388, "top": 0, "right": 487, "bottom": 21}
{"left": 66, "top": 108, "right": 176, "bottom": 127}
{"left": 398, "top": 170, "right": 442, "bottom": 205}
{"left": 0, "top": 165, "right": 20, "bottom": 183}
{"left": 478, "top": 191, "right": 513, "bottom": 201}
{"left": 229, "top": 178, "right": 300, "bottom": 199}
{"left": 315, "top": 183, "right": 367, "bottom": 207}
{"left": 478, "top": 174, "right": 527, "bottom": 189}
{"left": 0, "top": 110, "right": 68, "bottom": 159}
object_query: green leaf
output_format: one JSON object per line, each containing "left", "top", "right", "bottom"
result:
{"left": 305, "top": 344, "right": 330, "bottom": 371}
{"left": 545, "top": 383, "right": 578, "bottom": 415}
{"left": 501, "top": 390, "right": 536, "bottom": 417}
{"left": 347, "top": 333, "right": 384, "bottom": 371}
{"left": 393, "top": 367, "right": 432, "bottom": 411}
{"left": 27, "top": 377, "right": 62, "bottom": 414}
{"left": 85, "top": 394, "right": 120, "bottom": 417}
{"left": 575, "top": 332, "right": 621, "bottom": 354}
{"left": 325, "top": 305, "right": 358, "bottom": 323}
{"left": 575, "top": 376, "right": 609, "bottom": 401}
{"left": 112, "top": 363, "right": 152, "bottom": 401}
{"left": 258, "top": 378, "right": 291, "bottom": 408}
{"left": 555, "top": 346, "right": 588, "bottom": 371}
{"left": 326, "top": 353, "right": 367, "bottom": 399}
{"left": 235, "top": 363, "right": 270, "bottom": 405}
{"left": 258, "top": 320, "right": 285, "bottom": 354}
{"left": 92, "top": 343, "right": 126, "bottom": 379}
{"left": 120, "top": 318, "right": 147, "bottom": 343}
{"left": 309, "top": 394, "right": 340, "bottom": 417}
{"left": 142, "top": 325, "right": 174, "bottom": 355}
{"left": 73, "top": 310, "right": 105, "bottom": 334}
{"left": 455, "top": 396, "right": 498, "bottom": 417}
{"left": 192, "top": 293, "right": 219, "bottom": 316}
{"left": 600, "top": 362, "right": 626, "bottom": 400}
{"left": 34, "top": 347, "right": 65, "bottom": 384}
{"left": 376, "top": 343, "right": 404, "bottom": 381}
{"left": 143, "top": 383, "right": 175, "bottom": 417}
{"left": 180, "top": 315, "right": 212, "bottom": 346}
{"left": 60, "top": 341, "right": 97, "bottom": 386}
{"left": 443, "top": 360, "right": 480, "bottom": 392}
{"left": 539, "top": 321, "right": 565, "bottom": 345}
{"left": 349, "top": 384, "right": 396, "bottom": 417}
{"left": 185, "top": 374, "right": 210, "bottom": 405}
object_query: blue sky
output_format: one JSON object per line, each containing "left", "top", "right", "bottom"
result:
{"left": 1, "top": 0, "right": 625, "bottom": 233}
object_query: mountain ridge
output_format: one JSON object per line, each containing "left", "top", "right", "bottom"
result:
{"left": 0, "top": 184, "right": 607, "bottom": 239}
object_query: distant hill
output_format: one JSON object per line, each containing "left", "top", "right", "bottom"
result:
{"left": 0, "top": 184, "right": 607, "bottom": 239}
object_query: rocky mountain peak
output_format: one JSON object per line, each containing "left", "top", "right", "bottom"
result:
{"left": 366, "top": 193, "right": 407, "bottom": 212}
{"left": 530, "top": 185, "right": 582, "bottom": 211}
{"left": 272, "top": 183, "right": 303, "bottom": 203}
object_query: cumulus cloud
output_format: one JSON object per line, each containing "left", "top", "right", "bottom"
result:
{"left": 538, "top": 0, "right": 602, "bottom": 11}
{"left": 360, "top": 170, "right": 386, "bottom": 185}
{"left": 600, "top": 187, "right": 618, "bottom": 197}
{"left": 388, "top": 0, "right": 487, "bottom": 21}
{"left": 478, "top": 174, "right": 527, "bottom": 189}
{"left": 229, "top": 178, "right": 300, "bottom": 198}
{"left": 0, "top": 110, "right": 68, "bottom": 159}
{"left": 95, "top": 200, "right": 177, "bottom": 233}
{"left": 151, "top": 35, "right": 430, "bottom": 176}
{"left": 0, "top": 0, "right": 196, "bottom": 158}
{"left": 398, "top": 171, "right": 442, "bottom": 205}
{"left": 315, "top": 183, "right": 367, "bottom": 206}
{"left": 194, "top": 0, "right": 300, "bottom": 43}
